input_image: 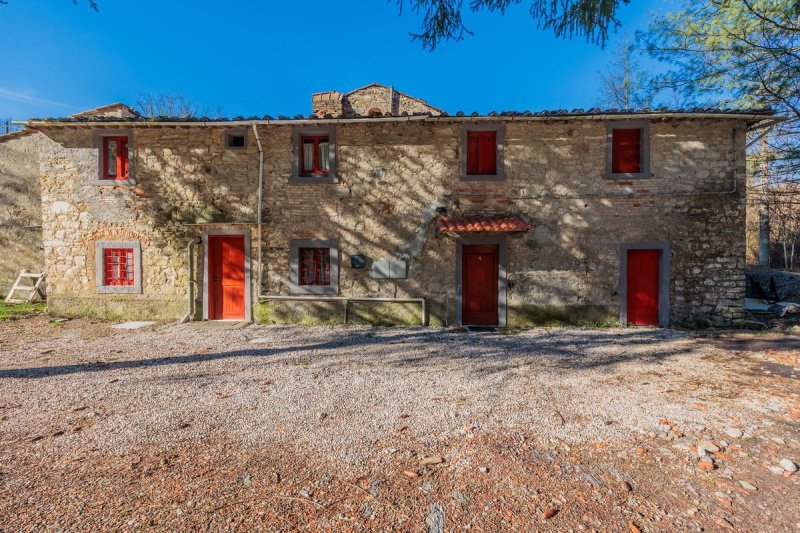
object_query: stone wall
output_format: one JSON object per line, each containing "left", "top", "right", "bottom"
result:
{"left": 311, "top": 92, "right": 344, "bottom": 117}
{"left": 38, "top": 126, "right": 259, "bottom": 319}
{"left": 0, "top": 131, "right": 45, "bottom": 294}
{"left": 312, "top": 84, "right": 442, "bottom": 118}
{"left": 36, "top": 117, "right": 748, "bottom": 327}
{"left": 259, "top": 119, "right": 747, "bottom": 327}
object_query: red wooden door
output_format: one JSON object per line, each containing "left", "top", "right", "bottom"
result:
{"left": 462, "top": 244, "right": 499, "bottom": 325}
{"left": 209, "top": 235, "right": 246, "bottom": 320}
{"left": 626, "top": 249, "right": 660, "bottom": 326}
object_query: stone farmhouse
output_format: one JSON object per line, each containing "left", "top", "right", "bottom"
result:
{"left": 6, "top": 83, "right": 776, "bottom": 327}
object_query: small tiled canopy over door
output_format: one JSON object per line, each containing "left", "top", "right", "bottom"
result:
{"left": 462, "top": 244, "right": 499, "bottom": 325}
{"left": 626, "top": 249, "right": 660, "bottom": 326}
{"left": 208, "top": 235, "right": 246, "bottom": 320}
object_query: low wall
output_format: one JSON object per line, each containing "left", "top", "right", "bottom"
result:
{"left": 48, "top": 295, "right": 185, "bottom": 321}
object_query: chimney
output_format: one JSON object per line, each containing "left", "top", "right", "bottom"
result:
{"left": 311, "top": 91, "right": 344, "bottom": 117}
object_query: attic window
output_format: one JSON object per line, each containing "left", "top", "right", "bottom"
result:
{"left": 225, "top": 129, "right": 247, "bottom": 149}
{"left": 291, "top": 125, "right": 338, "bottom": 183}
{"left": 460, "top": 123, "right": 504, "bottom": 181}
{"left": 605, "top": 120, "right": 650, "bottom": 179}
{"left": 93, "top": 130, "right": 135, "bottom": 185}
{"left": 102, "top": 136, "right": 129, "bottom": 180}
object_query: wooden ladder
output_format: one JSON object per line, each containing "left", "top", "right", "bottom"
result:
{"left": 5, "top": 270, "right": 46, "bottom": 303}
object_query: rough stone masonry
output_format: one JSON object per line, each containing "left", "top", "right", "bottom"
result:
{"left": 19, "top": 84, "right": 773, "bottom": 327}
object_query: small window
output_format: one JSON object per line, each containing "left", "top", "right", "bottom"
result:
{"left": 103, "top": 248, "right": 135, "bottom": 286}
{"left": 612, "top": 128, "right": 641, "bottom": 174}
{"left": 226, "top": 129, "right": 247, "bottom": 149}
{"left": 460, "top": 124, "right": 503, "bottom": 180}
{"left": 467, "top": 131, "right": 497, "bottom": 175}
{"left": 292, "top": 126, "right": 337, "bottom": 183}
{"left": 605, "top": 121, "right": 650, "bottom": 178}
{"left": 102, "top": 136, "right": 129, "bottom": 180}
{"left": 300, "top": 135, "right": 330, "bottom": 177}
{"left": 95, "top": 240, "right": 142, "bottom": 294}
{"left": 298, "top": 247, "right": 331, "bottom": 286}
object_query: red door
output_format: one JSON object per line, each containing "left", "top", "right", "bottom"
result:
{"left": 462, "top": 244, "right": 499, "bottom": 325}
{"left": 626, "top": 249, "right": 660, "bottom": 326}
{"left": 208, "top": 235, "right": 246, "bottom": 320}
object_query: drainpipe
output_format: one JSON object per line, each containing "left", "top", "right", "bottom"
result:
{"left": 252, "top": 123, "right": 264, "bottom": 299}
{"left": 181, "top": 237, "right": 202, "bottom": 323}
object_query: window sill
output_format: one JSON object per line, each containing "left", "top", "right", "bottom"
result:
{"left": 92, "top": 178, "right": 137, "bottom": 186}
{"left": 289, "top": 175, "right": 339, "bottom": 185}
{"left": 290, "top": 284, "right": 339, "bottom": 296}
{"left": 96, "top": 285, "right": 141, "bottom": 294}
{"left": 603, "top": 172, "right": 653, "bottom": 180}
{"left": 460, "top": 174, "right": 505, "bottom": 182}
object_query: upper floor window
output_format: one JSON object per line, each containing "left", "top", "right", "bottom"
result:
{"left": 461, "top": 123, "right": 504, "bottom": 181}
{"left": 93, "top": 130, "right": 134, "bottom": 185}
{"left": 225, "top": 128, "right": 247, "bottom": 149}
{"left": 300, "top": 135, "right": 330, "bottom": 177}
{"left": 292, "top": 126, "right": 337, "bottom": 183}
{"left": 102, "top": 136, "right": 129, "bottom": 180}
{"left": 606, "top": 121, "right": 650, "bottom": 179}
{"left": 467, "top": 130, "right": 497, "bottom": 175}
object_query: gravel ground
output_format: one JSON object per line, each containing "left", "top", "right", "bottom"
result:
{"left": 1, "top": 317, "right": 798, "bottom": 531}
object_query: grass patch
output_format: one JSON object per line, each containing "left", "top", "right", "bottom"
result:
{"left": 0, "top": 301, "right": 46, "bottom": 320}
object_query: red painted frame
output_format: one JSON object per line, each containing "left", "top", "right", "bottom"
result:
{"left": 102, "top": 136, "right": 130, "bottom": 180}
{"left": 300, "top": 135, "right": 329, "bottom": 177}
{"left": 103, "top": 248, "right": 135, "bottom": 286}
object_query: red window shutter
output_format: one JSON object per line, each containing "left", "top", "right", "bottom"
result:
{"left": 478, "top": 131, "right": 496, "bottom": 175}
{"left": 612, "top": 128, "right": 641, "bottom": 174}
{"left": 466, "top": 131, "right": 496, "bottom": 175}
{"left": 102, "top": 137, "right": 112, "bottom": 179}
{"left": 466, "top": 132, "right": 480, "bottom": 175}
{"left": 118, "top": 138, "right": 129, "bottom": 179}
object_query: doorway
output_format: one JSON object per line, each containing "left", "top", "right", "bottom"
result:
{"left": 204, "top": 232, "right": 250, "bottom": 321}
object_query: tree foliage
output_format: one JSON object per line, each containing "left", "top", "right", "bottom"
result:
{"left": 135, "top": 93, "right": 201, "bottom": 118}
{"left": 133, "top": 93, "right": 224, "bottom": 119}
{"left": 398, "top": 0, "right": 628, "bottom": 50}
{"left": 641, "top": 0, "right": 800, "bottom": 183}
{"left": 597, "top": 33, "right": 654, "bottom": 109}
{"left": 766, "top": 182, "right": 800, "bottom": 269}
{"left": 0, "top": 0, "right": 97, "bottom": 8}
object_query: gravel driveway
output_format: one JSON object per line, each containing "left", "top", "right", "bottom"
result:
{"left": 1, "top": 317, "right": 798, "bottom": 531}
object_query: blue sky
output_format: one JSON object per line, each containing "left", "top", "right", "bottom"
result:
{"left": 0, "top": 1, "right": 673, "bottom": 119}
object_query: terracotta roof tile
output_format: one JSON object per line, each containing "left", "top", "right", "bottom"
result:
{"left": 436, "top": 216, "right": 531, "bottom": 233}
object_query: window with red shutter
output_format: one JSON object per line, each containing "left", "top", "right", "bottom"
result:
{"left": 466, "top": 131, "right": 497, "bottom": 175}
{"left": 300, "top": 135, "right": 330, "bottom": 177}
{"left": 298, "top": 248, "right": 331, "bottom": 286}
{"left": 102, "top": 136, "right": 130, "bottom": 180}
{"left": 103, "top": 248, "right": 135, "bottom": 286}
{"left": 611, "top": 128, "right": 641, "bottom": 174}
